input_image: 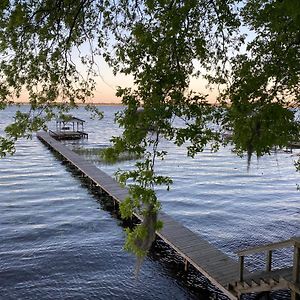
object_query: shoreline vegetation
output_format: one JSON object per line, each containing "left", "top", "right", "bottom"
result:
{"left": 10, "top": 101, "right": 300, "bottom": 108}
{"left": 12, "top": 102, "right": 124, "bottom": 106}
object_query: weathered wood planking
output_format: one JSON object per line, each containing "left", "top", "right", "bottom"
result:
{"left": 38, "top": 131, "right": 300, "bottom": 299}
{"left": 236, "top": 237, "right": 300, "bottom": 299}
{"left": 37, "top": 131, "right": 246, "bottom": 300}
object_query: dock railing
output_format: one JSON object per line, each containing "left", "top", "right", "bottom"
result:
{"left": 49, "top": 130, "right": 59, "bottom": 137}
{"left": 237, "top": 237, "right": 300, "bottom": 285}
{"left": 77, "top": 130, "right": 88, "bottom": 138}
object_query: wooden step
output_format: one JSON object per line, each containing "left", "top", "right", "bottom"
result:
{"left": 232, "top": 267, "right": 292, "bottom": 294}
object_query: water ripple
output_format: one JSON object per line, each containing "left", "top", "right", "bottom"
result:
{"left": 1, "top": 106, "right": 299, "bottom": 299}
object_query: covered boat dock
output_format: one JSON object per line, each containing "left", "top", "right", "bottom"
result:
{"left": 49, "top": 115, "right": 88, "bottom": 140}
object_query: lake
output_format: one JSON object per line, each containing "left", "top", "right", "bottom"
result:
{"left": 0, "top": 105, "right": 299, "bottom": 299}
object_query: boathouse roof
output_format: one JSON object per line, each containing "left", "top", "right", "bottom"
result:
{"left": 56, "top": 115, "right": 85, "bottom": 124}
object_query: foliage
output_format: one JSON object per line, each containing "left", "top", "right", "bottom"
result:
{"left": 296, "top": 159, "right": 300, "bottom": 190}
{"left": 222, "top": 0, "right": 300, "bottom": 161}
{"left": 224, "top": 102, "right": 299, "bottom": 165}
{"left": 99, "top": 1, "right": 241, "bottom": 267}
{"left": 0, "top": 0, "right": 104, "bottom": 146}
{"left": 0, "top": 136, "right": 15, "bottom": 157}
{"left": 0, "top": 0, "right": 299, "bottom": 271}
{"left": 84, "top": 104, "right": 104, "bottom": 120}
{"left": 58, "top": 113, "right": 73, "bottom": 122}
{"left": 0, "top": 106, "right": 55, "bottom": 156}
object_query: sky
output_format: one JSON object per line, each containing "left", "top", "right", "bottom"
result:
{"left": 15, "top": 52, "right": 219, "bottom": 105}
{"left": 16, "top": 72, "right": 217, "bottom": 104}
{"left": 90, "top": 65, "right": 218, "bottom": 104}
{"left": 83, "top": 61, "right": 218, "bottom": 104}
{"left": 15, "top": 56, "right": 130, "bottom": 104}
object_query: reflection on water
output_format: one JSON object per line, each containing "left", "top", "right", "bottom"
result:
{"left": 72, "top": 146, "right": 139, "bottom": 164}
{"left": 0, "top": 105, "right": 299, "bottom": 299}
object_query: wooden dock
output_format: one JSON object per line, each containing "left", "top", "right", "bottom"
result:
{"left": 49, "top": 129, "right": 88, "bottom": 140}
{"left": 37, "top": 131, "right": 300, "bottom": 300}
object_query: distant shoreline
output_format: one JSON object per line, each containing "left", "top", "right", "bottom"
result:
{"left": 12, "top": 102, "right": 124, "bottom": 106}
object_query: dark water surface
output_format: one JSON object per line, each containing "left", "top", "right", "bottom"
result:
{"left": 0, "top": 105, "right": 299, "bottom": 299}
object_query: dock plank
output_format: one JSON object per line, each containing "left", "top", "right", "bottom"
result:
{"left": 37, "top": 131, "right": 259, "bottom": 300}
{"left": 37, "top": 131, "right": 242, "bottom": 299}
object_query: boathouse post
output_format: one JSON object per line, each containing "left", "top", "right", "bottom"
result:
{"left": 292, "top": 240, "right": 300, "bottom": 300}
{"left": 184, "top": 259, "right": 188, "bottom": 271}
{"left": 266, "top": 250, "right": 272, "bottom": 272}
{"left": 239, "top": 256, "right": 244, "bottom": 282}
{"left": 293, "top": 243, "right": 300, "bottom": 282}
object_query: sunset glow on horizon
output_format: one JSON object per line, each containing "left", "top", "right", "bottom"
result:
{"left": 14, "top": 57, "right": 218, "bottom": 105}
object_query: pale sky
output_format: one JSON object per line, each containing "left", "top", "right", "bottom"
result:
{"left": 91, "top": 67, "right": 218, "bottom": 104}
{"left": 15, "top": 55, "right": 218, "bottom": 104}
{"left": 89, "top": 57, "right": 219, "bottom": 104}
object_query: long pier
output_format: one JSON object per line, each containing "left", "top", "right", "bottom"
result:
{"left": 37, "top": 131, "right": 300, "bottom": 300}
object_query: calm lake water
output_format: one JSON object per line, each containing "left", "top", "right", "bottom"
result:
{"left": 0, "top": 105, "right": 299, "bottom": 300}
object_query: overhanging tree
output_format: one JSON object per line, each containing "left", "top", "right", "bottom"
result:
{"left": 0, "top": 0, "right": 299, "bottom": 271}
{"left": 223, "top": 0, "right": 300, "bottom": 164}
